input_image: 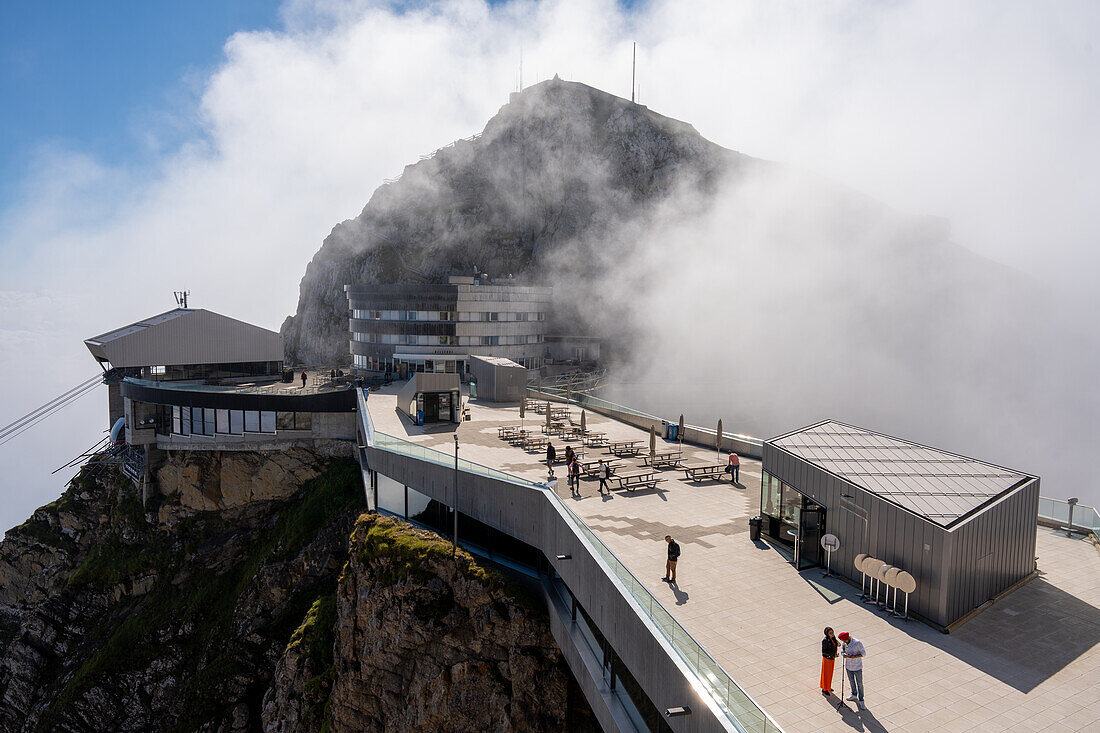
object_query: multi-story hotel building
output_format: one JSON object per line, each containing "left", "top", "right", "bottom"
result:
{"left": 345, "top": 277, "right": 553, "bottom": 377}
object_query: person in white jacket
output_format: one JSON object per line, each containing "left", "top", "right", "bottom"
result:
{"left": 838, "top": 632, "right": 867, "bottom": 709}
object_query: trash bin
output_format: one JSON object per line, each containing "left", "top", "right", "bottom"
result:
{"left": 748, "top": 515, "right": 762, "bottom": 542}
{"left": 667, "top": 424, "right": 678, "bottom": 441}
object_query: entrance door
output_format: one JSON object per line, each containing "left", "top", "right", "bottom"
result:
{"left": 423, "top": 393, "right": 440, "bottom": 422}
{"left": 798, "top": 501, "right": 826, "bottom": 570}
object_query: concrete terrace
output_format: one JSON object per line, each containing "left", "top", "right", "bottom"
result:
{"left": 365, "top": 386, "right": 1100, "bottom": 733}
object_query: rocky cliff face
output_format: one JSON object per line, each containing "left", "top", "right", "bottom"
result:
{"left": 264, "top": 514, "right": 596, "bottom": 733}
{"left": 281, "top": 77, "right": 742, "bottom": 364}
{"left": 0, "top": 456, "right": 589, "bottom": 731}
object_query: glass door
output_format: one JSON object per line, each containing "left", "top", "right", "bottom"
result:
{"left": 798, "top": 500, "right": 826, "bottom": 570}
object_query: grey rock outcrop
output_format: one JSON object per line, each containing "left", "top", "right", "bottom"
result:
{"left": 281, "top": 78, "right": 741, "bottom": 364}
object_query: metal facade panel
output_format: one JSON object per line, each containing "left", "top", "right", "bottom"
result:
{"left": 87, "top": 309, "right": 283, "bottom": 368}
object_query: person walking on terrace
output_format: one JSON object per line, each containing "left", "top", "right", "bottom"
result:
{"left": 838, "top": 632, "right": 867, "bottom": 709}
{"left": 546, "top": 443, "right": 557, "bottom": 475}
{"left": 662, "top": 535, "right": 681, "bottom": 583}
{"left": 727, "top": 451, "right": 740, "bottom": 483}
{"left": 820, "top": 627, "right": 839, "bottom": 696}
{"left": 597, "top": 459, "right": 609, "bottom": 495}
{"left": 300, "top": 370, "right": 308, "bottom": 389}
{"left": 570, "top": 457, "right": 581, "bottom": 496}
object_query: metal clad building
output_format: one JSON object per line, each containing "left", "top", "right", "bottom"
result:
{"left": 85, "top": 309, "right": 283, "bottom": 368}
{"left": 468, "top": 355, "right": 527, "bottom": 402}
{"left": 761, "top": 420, "right": 1039, "bottom": 628}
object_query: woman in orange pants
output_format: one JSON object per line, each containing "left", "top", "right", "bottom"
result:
{"left": 820, "top": 627, "right": 839, "bottom": 695}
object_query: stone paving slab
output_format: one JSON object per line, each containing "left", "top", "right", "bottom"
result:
{"left": 365, "top": 387, "right": 1100, "bottom": 732}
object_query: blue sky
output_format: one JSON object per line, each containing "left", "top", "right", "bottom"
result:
{"left": 0, "top": 1, "right": 282, "bottom": 203}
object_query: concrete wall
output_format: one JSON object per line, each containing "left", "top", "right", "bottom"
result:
{"left": 362, "top": 443, "right": 743, "bottom": 733}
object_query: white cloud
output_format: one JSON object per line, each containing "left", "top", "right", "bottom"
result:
{"left": 1, "top": 0, "right": 1098, "bottom": 531}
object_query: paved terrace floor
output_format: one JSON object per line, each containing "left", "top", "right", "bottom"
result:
{"left": 366, "top": 387, "right": 1100, "bottom": 733}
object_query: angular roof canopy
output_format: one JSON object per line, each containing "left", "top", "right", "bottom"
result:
{"left": 768, "top": 420, "right": 1034, "bottom": 528}
{"left": 85, "top": 308, "right": 283, "bottom": 369}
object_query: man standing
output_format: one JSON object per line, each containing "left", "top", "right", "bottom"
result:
{"left": 300, "top": 370, "right": 308, "bottom": 389}
{"left": 728, "top": 451, "right": 740, "bottom": 484}
{"left": 662, "top": 535, "right": 681, "bottom": 583}
{"left": 597, "top": 459, "right": 609, "bottom": 495}
{"left": 838, "top": 632, "right": 867, "bottom": 709}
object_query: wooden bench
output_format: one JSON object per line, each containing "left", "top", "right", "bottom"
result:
{"left": 607, "top": 440, "right": 642, "bottom": 456}
{"left": 609, "top": 469, "right": 665, "bottom": 492}
{"left": 641, "top": 450, "right": 684, "bottom": 468}
{"left": 583, "top": 432, "right": 609, "bottom": 447}
{"left": 522, "top": 435, "right": 549, "bottom": 451}
{"left": 682, "top": 463, "right": 727, "bottom": 482}
{"left": 579, "top": 458, "right": 621, "bottom": 477}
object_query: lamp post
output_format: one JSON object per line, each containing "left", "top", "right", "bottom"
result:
{"left": 453, "top": 434, "right": 459, "bottom": 558}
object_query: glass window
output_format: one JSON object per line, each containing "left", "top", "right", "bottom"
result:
{"left": 203, "top": 408, "right": 216, "bottom": 436}
{"left": 230, "top": 410, "right": 243, "bottom": 434}
{"left": 260, "top": 411, "right": 276, "bottom": 433}
{"left": 761, "top": 472, "right": 781, "bottom": 517}
{"left": 172, "top": 406, "right": 182, "bottom": 434}
{"left": 516, "top": 312, "right": 527, "bottom": 321}
{"left": 780, "top": 483, "right": 802, "bottom": 528}
{"left": 191, "top": 407, "right": 204, "bottom": 435}
{"left": 179, "top": 407, "right": 190, "bottom": 435}
{"left": 216, "top": 409, "right": 230, "bottom": 433}
{"left": 244, "top": 411, "right": 260, "bottom": 432}
{"left": 406, "top": 310, "right": 417, "bottom": 321}
{"left": 488, "top": 312, "right": 499, "bottom": 321}
{"left": 377, "top": 473, "right": 405, "bottom": 516}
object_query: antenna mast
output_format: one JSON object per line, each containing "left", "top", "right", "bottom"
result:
{"left": 174, "top": 290, "right": 189, "bottom": 309}
{"left": 632, "top": 42, "right": 636, "bottom": 103}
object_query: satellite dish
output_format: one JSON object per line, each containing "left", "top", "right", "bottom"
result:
{"left": 896, "top": 571, "right": 917, "bottom": 594}
{"left": 821, "top": 533, "right": 840, "bottom": 551}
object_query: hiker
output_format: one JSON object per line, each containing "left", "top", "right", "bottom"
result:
{"left": 300, "top": 370, "right": 308, "bottom": 389}
{"left": 662, "top": 535, "right": 681, "bottom": 583}
{"left": 838, "top": 632, "right": 867, "bottom": 709}
{"left": 570, "top": 457, "right": 581, "bottom": 496}
{"left": 597, "top": 459, "right": 609, "bottom": 495}
{"left": 726, "top": 451, "right": 740, "bottom": 483}
{"left": 546, "top": 443, "right": 557, "bottom": 475}
{"left": 820, "top": 627, "right": 839, "bottom": 696}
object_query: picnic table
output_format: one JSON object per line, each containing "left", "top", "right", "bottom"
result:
{"left": 578, "top": 457, "right": 621, "bottom": 476}
{"left": 607, "top": 439, "right": 642, "bottom": 456}
{"left": 609, "top": 469, "right": 665, "bottom": 492}
{"left": 682, "top": 463, "right": 727, "bottom": 482}
{"left": 506, "top": 429, "right": 531, "bottom": 444}
{"left": 641, "top": 450, "right": 684, "bottom": 468}
{"left": 583, "top": 432, "right": 609, "bottom": 447}
{"left": 522, "top": 434, "right": 549, "bottom": 451}
{"left": 498, "top": 425, "right": 521, "bottom": 438}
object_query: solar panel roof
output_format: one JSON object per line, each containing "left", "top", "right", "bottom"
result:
{"left": 769, "top": 420, "right": 1032, "bottom": 527}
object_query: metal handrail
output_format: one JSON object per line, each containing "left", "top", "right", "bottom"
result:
{"left": 357, "top": 388, "right": 783, "bottom": 732}
{"left": 1038, "top": 497, "right": 1100, "bottom": 533}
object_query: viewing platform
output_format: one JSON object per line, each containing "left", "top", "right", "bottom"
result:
{"left": 362, "top": 385, "right": 1100, "bottom": 733}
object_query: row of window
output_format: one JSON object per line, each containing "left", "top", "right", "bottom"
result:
{"left": 352, "top": 309, "right": 545, "bottom": 322}
{"left": 353, "top": 333, "right": 544, "bottom": 346}
{"left": 166, "top": 406, "right": 313, "bottom": 436}
{"left": 352, "top": 355, "right": 544, "bottom": 372}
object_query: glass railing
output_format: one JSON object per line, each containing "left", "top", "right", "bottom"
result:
{"left": 357, "top": 388, "right": 782, "bottom": 733}
{"left": 528, "top": 386, "right": 663, "bottom": 421}
{"left": 1038, "top": 497, "right": 1100, "bottom": 533}
{"left": 124, "top": 376, "right": 349, "bottom": 396}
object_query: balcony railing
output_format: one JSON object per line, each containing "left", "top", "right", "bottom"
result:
{"left": 1038, "top": 497, "right": 1100, "bottom": 535}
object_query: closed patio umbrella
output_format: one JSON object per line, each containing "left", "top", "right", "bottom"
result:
{"left": 678, "top": 414, "right": 684, "bottom": 445}
{"left": 650, "top": 425, "right": 656, "bottom": 457}
{"left": 716, "top": 418, "right": 723, "bottom": 461}
{"left": 546, "top": 403, "right": 551, "bottom": 433}
{"left": 581, "top": 410, "right": 587, "bottom": 435}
